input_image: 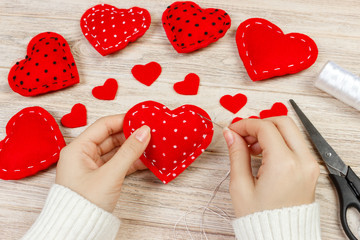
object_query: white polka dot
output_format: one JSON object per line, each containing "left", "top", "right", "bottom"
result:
{"left": 101, "top": 21, "right": 104, "bottom": 24}
{"left": 173, "top": 145, "right": 177, "bottom": 149}
{"left": 152, "top": 160, "right": 156, "bottom": 162}
{"left": 193, "top": 143, "right": 197, "bottom": 147}
{"left": 173, "top": 173, "right": 176, "bottom": 177}
{"left": 112, "top": 25, "right": 115, "bottom": 28}
{"left": 183, "top": 120, "right": 186, "bottom": 123}
{"left": 194, "top": 128, "right": 197, "bottom": 132}
{"left": 124, "top": 31, "right": 127, "bottom": 34}
{"left": 92, "top": 7, "right": 95, "bottom": 10}
{"left": 92, "top": 13, "right": 95, "bottom": 16}
{"left": 163, "top": 181, "right": 166, "bottom": 183}
{"left": 132, "top": 19, "right": 135, "bottom": 22}
{"left": 131, "top": 13, "right": 135, "bottom": 15}
{"left": 162, "top": 168, "right": 166, "bottom": 170}
{"left": 182, "top": 164, "right": 186, "bottom": 168}
{"left": 111, "top": 8, "right": 114, "bottom": 10}
{"left": 92, "top": 19, "right": 95, "bottom": 22}
{"left": 163, "top": 137, "right": 166, "bottom": 141}
{"left": 163, "top": 106, "right": 166, "bottom": 109}
{"left": 202, "top": 120, "right": 205, "bottom": 123}
{"left": 83, "top": 18, "right": 86, "bottom": 21}
{"left": 85, "top": 33, "right": 88, "bottom": 36}
{"left": 174, "top": 129, "right": 178, "bottom": 132}
{"left": 201, "top": 149, "right": 205, "bottom": 152}
{"left": 141, "top": 121, "right": 145, "bottom": 124}
{"left": 101, "top": 15, "right": 104, "bottom": 17}
{"left": 111, "top": 17, "right": 114, "bottom": 19}
{"left": 174, "top": 161, "right": 177, "bottom": 164}
{"left": 162, "top": 153, "right": 166, "bottom": 156}
{"left": 183, "top": 152, "right": 186, "bottom": 156}
{"left": 152, "top": 113, "right": 155, "bottom": 116}
{"left": 163, "top": 120, "right": 166, "bottom": 124}
{"left": 134, "top": 28, "right": 138, "bottom": 31}
{"left": 103, "top": 29, "right": 106, "bottom": 32}
{"left": 191, "top": 156, "right": 195, "bottom": 159}
{"left": 104, "top": 39, "right": 107, "bottom": 42}
{"left": 114, "top": 34, "right": 117, "bottom": 38}
{"left": 123, "top": 21, "right": 126, "bottom": 24}
{"left": 92, "top": 27, "right": 95, "bottom": 30}
{"left": 152, "top": 129, "right": 156, "bottom": 133}
{"left": 184, "top": 136, "right": 188, "bottom": 140}
{"left": 152, "top": 145, "right": 156, "bottom": 148}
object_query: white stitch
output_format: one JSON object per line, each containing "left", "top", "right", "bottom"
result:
{"left": 268, "top": 25, "right": 272, "bottom": 29}
{"left": 263, "top": 70, "right": 268, "bottom": 73}
{"left": 29, "top": 111, "right": 34, "bottom": 113}
{"left": 274, "top": 68, "right": 280, "bottom": 70}
{"left": 159, "top": 170, "right": 163, "bottom": 174}
{"left": 40, "top": 160, "right": 46, "bottom": 163}
{"left": 243, "top": 42, "right": 245, "bottom": 47}
{"left": 52, "top": 152, "right": 57, "bottom": 157}
{"left": 154, "top": 106, "right": 160, "bottom": 110}
{"left": 309, "top": 46, "right": 312, "bottom": 51}
{"left": 165, "top": 112, "right": 171, "bottom": 117}
{"left": 300, "top": 61, "right": 304, "bottom": 64}
{"left": 14, "top": 169, "right": 20, "bottom": 172}
{"left": 173, "top": 166, "right": 178, "bottom": 170}
{"left": 173, "top": 173, "right": 176, "bottom": 177}
{"left": 290, "top": 36, "right": 295, "bottom": 39}
{"left": 245, "top": 51, "right": 248, "bottom": 56}
{"left": 249, "top": 60, "right": 252, "bottom": 66}
{"left": 19, "top": 114, "right": 24, "bottom": 117}
{"left": 167, "top": 173, "right": 171, "bottom": 177}
{"left": 288, "top": 64, "right": 294, "bottom": 67}
{"left": 28, "top": 166, "right": 34, "bottom": 169}
{"left": 307, "top": 55, "right": 311, "bottom": 59}
{"left": 2, "top": 169, "right": 7, "bottom": 172}
{"left": 254, "top": 70, "right": 258, "bottom": 75}
{"left": 276, "top": 31, "right": 281, "bottom": 34}
{"left": 5, "top": 138, "right": 9, "bottom": 144}
{"left": 173, "top": 160, "right": 177, "bottom": 164}
{"left": 54, "top": 135, "right": 57, "bottom": 141}
{"left": 44, "top": 118, "right": 47, "bottom": 122}
{"left": 182, "top": 160, "right": 186, "bottom": 163}
{"left": 132, "top": 111, "right": 138, "bottom": 116}
{"left": 255, "top": 22, "right": 262, "bottom": 25}
{"left": 245, "top": 24, "right": 250, "bottom": 28}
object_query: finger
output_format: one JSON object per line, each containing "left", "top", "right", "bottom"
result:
{"left": 264, "top": 116, "right": 309, "bottom": 155}
{"left": 101, "top": 147, "right": 120, "bottom": 162}
{"left": 98, "top": 132, "right": 126, "bottom": 155}
{"left": 126, "top": 159, "right": 147, "bottom": 176}
{"left": 229, "top": 119, "right": 289, "bottom": 155}
{"left": 101, "top": 125, "right": 151, "bottom": 178}
{"left": 244, "top": 136, "right": 257, "bottom": 145}
{"left": 77, "top": 114, "right": 125, "bottom": 145}
{"left": 249, "top": 142, "right": 262, "bottom": 156}
{"left": 223, "top": 127, "right": 255, "bottom": 193}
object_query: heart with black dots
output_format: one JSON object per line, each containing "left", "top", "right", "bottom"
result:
{"left": 162, "top": 1, "right": 231, "bottom": 53}
{"left": 8, "top": 32, "right": 79, "bottom": 97}
{"left": 123, "top": 101, "right": 214, "bottom": 184}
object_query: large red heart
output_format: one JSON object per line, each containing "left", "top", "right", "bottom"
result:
{"left": 92, "top": 78, "right": 118, "bottom": 100}
{"left": 8, "top": 32, "right": 79, "bottom": 97}
{"left": 173, "top": 73, "right": 200, "bottom": 95}
{"left": 123, "top": 101, "right": 214, "bottom": 184}
{"left": 236, "top": 18, "right": 318, "bottom": 81}
{"left": 61, "top": 103, "right": 87, "bottom": 128}
{"left": 0, "top": 107, "right": 66, "bottom": 180}
{"left": 131, "top": 62, "right": 162, "bottom": 86}
{"left": 162, "top": 1, "right": 231, "bottom": 53}
{"left": 220, "top": 93, "right": 248, "bottom": 114}
{"left": 260, "top": 102, "right": 288, "bottom": 119}
{"left": 80, "top": 4, "right": 151, "bottom": 56}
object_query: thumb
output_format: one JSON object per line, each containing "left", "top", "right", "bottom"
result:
{"left": 223, "top": 127, "right": 254, "bottom": 194}
{"left": 102, "top": 125, "right": 151, "bottom": 178}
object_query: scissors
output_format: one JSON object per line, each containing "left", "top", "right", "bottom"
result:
{"left": 290, "top": 99, "right": 360, "bottom": 240}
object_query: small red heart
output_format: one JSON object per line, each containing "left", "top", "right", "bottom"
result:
{"left": 123, "top": 101, "right": 214, "bottom": 184}
{"left": 260, "top": 102, "right": 288, "bottom": 119}
{"left": 61, "top": 103, "right": 87, "bottom": 128}
{"left": 80, "top": 4, "right": 151, "bottom": 56}
{"left": 174, "top": 73, "right": 200, "bottom": 95}
{"left": 0, "top": 107, "right": 66, "bottom": 180}
{"left": 236, "top": 18, "right": 318, "bottom": 81}
{"left": 131, "top": 62, "right": 162, "bottom": 86}
{"left": 8, "top": 32, "right": 79, "bottom": 97}
{"left": 92, "top": 78, "right": 118, "bottom": 100}
{"left": 162, "top": 1, "right": 231, "bottom": 53}
{"left": 220, "top": 93, "right": 248, "bottom": 114}
{"left": 231, "top": 117, "right": 243, "bottom": 124}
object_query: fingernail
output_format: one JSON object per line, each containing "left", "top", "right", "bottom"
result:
{"left": 223, "top": 127, "right": 234, "bottom": 147}
{"left": 135, "top": 125, "right": 150, "bottom": 143}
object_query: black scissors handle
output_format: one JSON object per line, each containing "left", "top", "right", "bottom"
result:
{"left": 330, "top": 167, "right": 360, "bottom": 240}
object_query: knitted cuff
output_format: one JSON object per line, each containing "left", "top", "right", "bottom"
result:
{"left": 22, "top": 184, "right": 121, "bottom": 240}
{"left": 232, "top": 202, "right": 321, "bottom": 240}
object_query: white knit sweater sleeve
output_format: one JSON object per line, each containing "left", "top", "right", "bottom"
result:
{"left": 22, "top": 184, "right": 121, "bottom": 240}
{"left": 232, "top": 202, "right": 321, "bottom": 240}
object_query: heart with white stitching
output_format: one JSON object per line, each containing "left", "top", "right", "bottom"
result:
{"left": 80, "top": 4, "right": 151, "bottom": 56}
{"left": 236, "top": 18, "right": 318, "bottom": 81}
{"left": 123, "top": 101, "right": 214, "bottom": 184}
{"left": 0, "top": 107, "right": 66, "bottom": 180}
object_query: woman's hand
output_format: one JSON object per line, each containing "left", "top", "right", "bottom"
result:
{"left": 55, "top": 114, "right": 150, "bottom": 212}
{"left": 223, "top": 116, "right": 320, "bottom": 217}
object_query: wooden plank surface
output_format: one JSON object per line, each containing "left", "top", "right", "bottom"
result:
{"left": 0, "top": 0, "right": 360, "bottom": 239}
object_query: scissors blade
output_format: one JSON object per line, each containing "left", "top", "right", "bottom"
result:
{"left": 290, "top": 99, "right": 348, "bottom": 176}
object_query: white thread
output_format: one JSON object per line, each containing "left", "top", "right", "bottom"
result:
{"left": 315, "top": 61, "right": 360, "bottom": 111}
{"left": 173, "top": 171, "right": 233, "bottom": 240}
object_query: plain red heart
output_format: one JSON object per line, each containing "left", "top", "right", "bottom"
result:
{"left": 236, "top": 18, "right": 318, "bottom": 81}
{"left": 131, "top": 62, "right": 162, "bottom": 86}
{"left": 162, "top": 1, "right": 231, "bottom": 53}
{"left": 123, "top": 101, "right": 214, "bottom": 184}
{"left": 0, "top": 107, "right": 66, "bottom": 180}
{"left": 260, "top": 102, "right": 288, "bottom": 119}
{"left": 8, "top": 32, "right": 79, "bottom": 97}
{"left": 80, "top": 4, "right": 151, "bottom": 56}
{"left": 173, "top": 73, "right": 200, "bottom": 95}
{"left": 92, "top": 78, "right": 118, "bottom": 100}
{"left": 61, "top": 103, "right": 87, "bottom": 128}
{"left": 231, "top": 117, "right": 243, "bottom": 124}
{"left": 220, "top": 93, "right": 248, "bottom": 114}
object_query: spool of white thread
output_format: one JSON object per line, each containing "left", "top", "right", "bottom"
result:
{"left": 315, "top": 61, "right": 360, "bottom": 111}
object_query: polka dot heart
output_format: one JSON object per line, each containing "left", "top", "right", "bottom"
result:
{"left": 0, "top": 107, "right": 66, "bottom": 180}
{"left": 162, "top": 1, "right": 231, "bottom": 53}
{"left": 123, "top": 101, "right": 214, "bottom": 184}
{"left": 7, "top": 32, "right": 79, "bottom": 97}
{"left": 236, "top": 18, "right": 318, "bottom": 81}
{"left": 80, "top": 4, "right": 151, "bottom": 56}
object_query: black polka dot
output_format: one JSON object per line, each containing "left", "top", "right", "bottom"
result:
{"left": 62, "top": 43, "right": 66, "bottom": 47}
{"left": 178, "top": 29, "right": 182, "bottom": 32}
{"left": 54, "top": 77, "right": 57, "bottom": 80}
{"left": 215, "top": 9, "right": 219, "bottom": 12}
{"left": 195, "top": 24, "right": 199, "bottom": 27}
{"left": 188, "top": 33, "right": 192, "bottom": 37}
{"left": 20, "top": 67, "right": 24, "bottom": 70}
{"left": 28, "top": 89, "right": 32, "bottom": 92}
{"left": 55, "top": 38, "right": 58, "bottom": 40}
{"left": 63, "top": 57, "right": 67, "bottom": 60}
{"left": 202, "top": 17, "right": 206, "bottom": 20}
{"left": 226, "top": 22, "right": 230, "bottom": 25}
{"left": 224, "top": 13, "right": 228, "bottom": 16}
{"left": 53, "top": 49, "right": 57, "bottom": 52}
{"left": 25, "top": 55, "right": 28, "bottom": 59}
{"left": 212, "top": 22, "right": 216, "bottom": 26}
{"left": 169, "top": 15, "right": 173, "bottom": 18}
{"left": 36, "top": 78, "right": 39, "bottom": 82}
{"left": 63, "top": 69, "right": 67, "bottom": 73}
{"left": 167, "top": 5, "right": 170, "bottom": 8}
{"left": 173, "top": 39, "right": 177, "bottom": 42}
{"left": 13, "top": 76, "right": 16, "bottom": 80}
{"left": 176, "top": 17, "right": 181, "bottom": 20}
{"left": 186, "top": 20, "right": 190, "bottom": 23}
{"left": 44, "top": 69, "right": 48, "bottom": 73}
{"left": 171, "top": 26, "right": 175, "bottom": 31}
{"left": 219, "top": 30, "right": 224, "bottom": 33}
{"left": 183, "top": 9, "right": 187, "bottom": 12}
{"left": 46, "top": 42, "right": 49, "bottom": 45}
{"left": 218, "top": 17, "right": 222, "bottom": 20}
{"left": 28, "top": 58, "right": 31, "bottom": 61}
{"left": 53, "top": 61, "right": 57, "bottom": 64}
{"left": 198, "top": 40, "right": 201, "bottom": 43}
{"left": 204, "top": 32, "right": 208, "bottom": 35}
{"left": 35, "top": 63, "right": 39, "bottom": 66}
{"left": 191, "top": 4, "right": 194, "bottom": 8}
{"left": 20, "top": 81, "right": 23, "bottom": 85}
{"left": 181, "top": 43, "right": 184, "bottom": 46}
{"left": 44, "top": 54, "right": 48, "bottom": 57}
{"left": 193, "top": 13, "right": 197, "bottom": 16}
{"left": 174, "top": 7, "right": 178, "bottom": 10}
{"left": 36, "top": 49, "right": 39, "bottom": 52}
{"left": 71, "top": 62, "right": 75, "bottom": 66}
{"left": 16, "top": 62, "right": 19, "bottom": 65}
{"left": 26, "top": 72, "right": 30, "bottom": 76}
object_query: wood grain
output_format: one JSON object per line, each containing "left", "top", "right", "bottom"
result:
{"left": 1, "top": 0, "right": 360, "bottom": 239}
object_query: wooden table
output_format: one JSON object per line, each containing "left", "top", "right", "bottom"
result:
{"left": 1, "top": 0, "right": 359, "bottom": 239}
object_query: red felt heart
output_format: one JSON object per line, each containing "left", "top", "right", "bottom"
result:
{"left": 260, "top": 102, "right": 288, "bottom": 119}
{"left": 8, "top": 32, "right": 79, "bottom": 97}
{"left": 123, "top": 101, "right": 214, "bottom": 184}
{"left": 0, "top": 107, "right": 66, "bottom": 180}
{"left": 81, "top": 4, "right": 151, "bottom": 56}
{"left": 236, "top": 18, "right": 318, "bottom": 81}
{"left": 231, "top": 117, "right": 243, "bottom": 124}
{"left": 61, "top": 103, "right": 87, "bottom": 128}
{"left": 92, "top": 78, "right": 118, "bottom": 100}
{"left": 174, "top": 73, "right": 200, "bottom": 95}
{"left": 131, "top": 62, "right": 162, "bottom": 86}
{"left": 220, "top": 93, "right": 247, "bottom": 114}
{"left": 162, "top": 1, "right": 231, "bottom": 53}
